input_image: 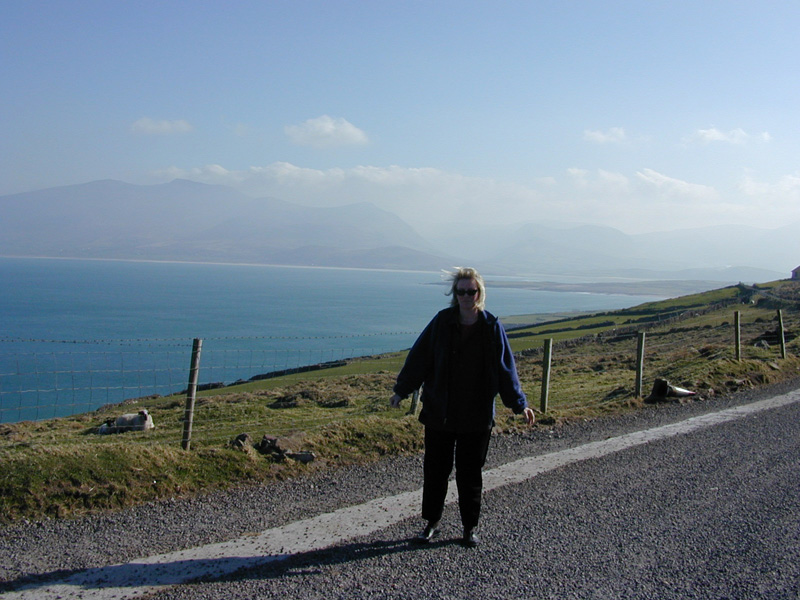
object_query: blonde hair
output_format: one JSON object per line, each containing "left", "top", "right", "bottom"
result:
{"left": 445, "top": 266, "right": 486, "bottom": 311}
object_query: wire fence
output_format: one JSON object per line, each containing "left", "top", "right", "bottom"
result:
{"left": 0, "top": 332, "right": 417, "bottom": 424}
{"left": 2, "top": 304, "right": 798, "bottom": 452}
{"left": 0, "top": 344, "right": 187, "bottom": 423}
{"left": 520, "top": 306, "right": 797, "bottom": 416}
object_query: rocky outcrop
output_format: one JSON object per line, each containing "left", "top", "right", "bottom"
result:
{"left": 228, "top": 433, "right": 316, "bottom": 464}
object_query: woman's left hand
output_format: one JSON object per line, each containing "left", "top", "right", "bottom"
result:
{"left": 523, "top": 407, "right": 535, "bottom": 426}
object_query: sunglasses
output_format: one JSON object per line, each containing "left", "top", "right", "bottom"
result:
{"left": 455, "top": 288, "right": 479, "bottom": 296}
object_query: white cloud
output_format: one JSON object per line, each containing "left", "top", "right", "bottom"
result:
{"left": 739, "top": 172, "right": 800, "bottom": 204}
{"left": 153, "top": 161, "right": 800, "bottom": 237}
{"left": 567, "top": 167, "right": 589, "bottom": 182}
{"left": 636, "top": 168, "right": 718, "bottom": 201}
{"left": 199, "top": 164, "right": 231, "bottom": 177}
{"left": 597, "top": 169, "right": 630, "bottom": 188}
{"left": 284, "top": 115, "right": 369, "bottom": 148}
{"left": 690, "top": 127, "right": 771, "bottom": 145}
{"left": 248, "top": 162, "right": 347, "bottom": 188}
{"left": 130, "top": 117, "right": 193, "bottom": 135}
{"left": 155, "top": 164, "right": 234, "bottom": 182}
{"left": 584, "top": 127, "right": 627, "bottom": 143}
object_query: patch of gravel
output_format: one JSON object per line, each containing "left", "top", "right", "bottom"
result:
{"left": 2, "top": 376, "right": 799, "bottom": 592}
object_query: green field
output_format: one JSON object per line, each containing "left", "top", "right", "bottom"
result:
{"left": 2, "top": 280, "right": 799, "bottom": 524}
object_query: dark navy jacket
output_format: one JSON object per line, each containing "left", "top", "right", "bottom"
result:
{"left": 393, "top": 306, "right": 528, "bottom": 431}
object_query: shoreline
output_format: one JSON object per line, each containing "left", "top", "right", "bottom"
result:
{"left": 485, "top": 278, "right": 736, "bottom": 298}
{"left": 0, "top": 255, "right": 748, "bottom": 298}
{"left": 0, "top": 254, "right": 442, "bottom": 276}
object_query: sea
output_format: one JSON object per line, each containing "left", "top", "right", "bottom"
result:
{"left": 0, "top": 257, "right": 663, "bottom": 423}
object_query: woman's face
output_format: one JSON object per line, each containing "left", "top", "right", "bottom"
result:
{"left": 455, "top": 277, "right": 480, "bottom": 311}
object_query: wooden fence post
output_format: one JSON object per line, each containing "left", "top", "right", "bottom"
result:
{"left": 734, "top": 311, "right": 741, "bottom": 361}
{"left": 540, "top": 338, "right": 553, "bottom": 413}
{"left": 635, "top": 332, "right": 646, "bottom": 398}
{"left": 777, "top": 309, "right": 787, "bottom": 359}
{"left": 181, "top": 338, "right": 203, "bottom": 451}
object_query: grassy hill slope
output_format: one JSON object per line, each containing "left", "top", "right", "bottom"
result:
{"left": 2, "top": 280, "right": 799, "bottom": 524}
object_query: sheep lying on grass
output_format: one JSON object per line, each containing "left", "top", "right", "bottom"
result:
{"left": 97, "top": 409, "right": 154, "bottom": 434}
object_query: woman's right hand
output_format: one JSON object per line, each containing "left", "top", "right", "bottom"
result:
{"left": 390, "top": 393, "right": 402, "bottom": 408}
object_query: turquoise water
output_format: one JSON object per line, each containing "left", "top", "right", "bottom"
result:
{"left": 0, "top": 258, "right": 662, "bottom": 422}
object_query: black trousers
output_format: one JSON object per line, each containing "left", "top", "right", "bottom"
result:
{"left": 421, "top": 426, "right": 492, "bottom": 531}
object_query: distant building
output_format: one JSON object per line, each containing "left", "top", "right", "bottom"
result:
{"left": 793, "top": 266, "right": 800, "bottom": 280}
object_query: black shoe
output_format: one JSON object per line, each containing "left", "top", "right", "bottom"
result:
{"left": 416, "top": 522, "right": 439, "bottom": 543}
{"left": 461, "top": 528, "right": 479, "bottom": 548}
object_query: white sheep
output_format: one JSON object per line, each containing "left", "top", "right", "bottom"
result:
{"left": 97, "top": 409, "right": 154, "bottom": 434}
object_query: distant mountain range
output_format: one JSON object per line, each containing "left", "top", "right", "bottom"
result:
{"left": 459, "top": 221, "right": 797, "bottom": 282}
{"left": 0, "top": 179, "right": 456, "bottom": 271}
{"left": 0, "top": 179, "right": 794, "bottom": 286}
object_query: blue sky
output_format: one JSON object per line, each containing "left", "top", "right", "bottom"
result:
{"left": 3, "top": 0, "right": 800, "bottom": 239}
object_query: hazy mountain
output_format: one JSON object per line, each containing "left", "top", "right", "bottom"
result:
{"left": 0, "top": 179, "right": 795, "bottom": 283}
{"left": 452, "top": 222, "right": 794, "bottom": 282}
{"left": 0, "top": 179, "right": 456, "bottom": 271}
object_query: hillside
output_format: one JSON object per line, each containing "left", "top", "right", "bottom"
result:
{"left": 1, "top": 279, "right": 799, "bottom": 523}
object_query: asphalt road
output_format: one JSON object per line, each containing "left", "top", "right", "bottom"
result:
{"left": 152, "top": 391, "right": 800, "bottom": 600}
{"left": 3, "top": 384, "right": 799, "bottom": 600}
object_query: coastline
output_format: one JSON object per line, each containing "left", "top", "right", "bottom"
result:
{"left": 485, "top": 278, "right": 736, "bottom": 298}
{"left": 0, "top": 254, "right": 442, "bottom": 276}
{"left": 0, "top": 254, "right": 737, "bottom": 298}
